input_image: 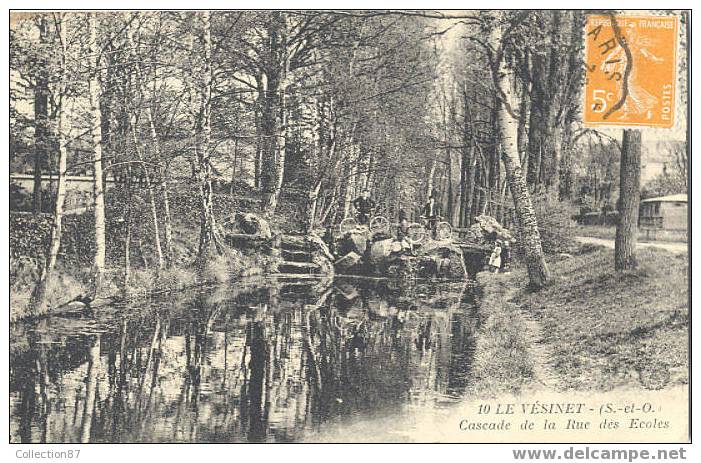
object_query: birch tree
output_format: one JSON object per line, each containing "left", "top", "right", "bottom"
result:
{"left": 88, "top": 12, "right": 107, "bottom": 296}
{"left": 260, "top": 12, "right": 289, "bottom": 217}
{"left": 188, "top": 11, "right": 224, "bottom": 264}
{"left": 125, "top": 18, "right": 165, "bottom": 270}
{"left": 31, "top": 13, "right": 70, "bottom": 311}
{"left": 487, "top": 12, "right": 550, "bottom": 288}
{"left": 32, "top": 14, "right": 49, "bottom": 214}
{"left": 125, "top": 14, "right": 173, "bottom": 267}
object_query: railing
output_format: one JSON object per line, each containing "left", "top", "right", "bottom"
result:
{"left": 639, "top": 216, "right": 663, "bottom": 229}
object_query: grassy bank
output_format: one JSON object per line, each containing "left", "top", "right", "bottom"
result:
{"left": 472, "top": 245, "right": 688, "bottom": 394}
{"left": 575, "top": 225, "right": 618, "bottom": 240}
{"left": 10, "top": 249, "right": 279, "bottom": 323}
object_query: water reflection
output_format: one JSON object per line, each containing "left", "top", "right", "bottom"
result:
{"left": 10, "top": 277, "right": 479, "bottom": 443}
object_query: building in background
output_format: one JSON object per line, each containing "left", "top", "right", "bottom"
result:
{"left": 639, "top": 193, "right": 687, "bottom": 240}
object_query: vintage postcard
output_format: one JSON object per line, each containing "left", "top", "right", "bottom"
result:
{"left": 6, "top": 7, "right": 690, "bottom": 450}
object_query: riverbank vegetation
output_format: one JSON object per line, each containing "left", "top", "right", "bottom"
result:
{"left": 473, "top": 245, "right": 688, "bottom": 395}
{"left": 9, "top": 187, "right": 280, "bottom": 322}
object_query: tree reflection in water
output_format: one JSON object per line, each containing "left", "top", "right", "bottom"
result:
{"left": 10, "top": 277, "right": 479, "bottom": 443}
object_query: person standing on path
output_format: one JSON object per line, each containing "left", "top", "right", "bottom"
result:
{"left": 500, "top": 240, "right": 512, "bottom": 273}
{"left": 489, "top": 240, "right": 502, "bottom": 273}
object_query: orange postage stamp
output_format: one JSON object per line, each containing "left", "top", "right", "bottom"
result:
{"left": 583, "top": 14, "right": 679, "bottom": 128}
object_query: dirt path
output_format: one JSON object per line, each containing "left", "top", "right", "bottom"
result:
{"left": 576, "top": 236, "right": 688, "bottom": 255}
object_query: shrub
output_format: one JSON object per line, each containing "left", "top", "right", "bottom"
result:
{"left": 532, "top": 199, "right": 578, "bottom": 255}
{"left": 10, "top": 211, "right": 94, "bottom": 265}
{"left": 199, "top": 251, "right": 239, "bottom": 284}
{"left": 9, "top": 256, "right": 41, "bottom": 291}
{"left": 9, "top": 259, "right": 89, "bottom": 322}
{"left": 10, "top": 182, "right": 55, "bottom": 213}
{"left": 41, "top": 270, "right": 87, "bottom": 311}
{"left": 125, "top": 267, "right": 159, "bottom": 296}
{"left": 537, "top": 201, "right": 578, "bottom": 254}
{"left": 156, "top": 266, "right": 198, "bottom": 292}
{"left": 9, "top": 213, "right": 53, "bottom": 260}
{"left": 167, "top": 189, "right": 248, "bottom": 227}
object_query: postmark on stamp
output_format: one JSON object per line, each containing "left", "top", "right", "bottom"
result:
{"left": 583, "top": 14, "right": 679, "bottom": 128}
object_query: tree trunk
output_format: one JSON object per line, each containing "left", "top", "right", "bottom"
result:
{"left": 458, "top": 154, "right": 467, "bottom": 227}
{"left": 31, "top": 18, "right": 69, "bottom": 310}
{"left": 230, "top": 138, "right": 238, "bottom": 195}
{"left": 149, "top": 115, "right": 174, "bottom": 266}
{"left": 543, "top": 11, "right": 564, "bottom": 197}
{"left": 446, "top": 148, "right": 453, "bottom": 222}
{"left": 365, "top": 149, "right": 375, "bottom": 191}
{"left": 517, "top": 52, "right": 531, "bottom": 181}
{"left": 547, "top": 124, "right": 562, "bottom": 197}
{"left": 342, "top": 142, "right": 359, "bottom": 219}
{"left": 471, "top": 160, "right": 483, "bottom": 222}
{"left": 33, "top": 15, "right": 50, "bottom": 214}
{"left": 615, "top": 129, "right": 642, "bottom": 270}
{"left": 462, "top": 144, "right": 476, "bottom": 226}
{"left": 123, "top": 167, "right": 132, "bottom": 291}
{"left": 458, "top": 139, "right": 471, "bottom": 227}
{"left": 426, "top": 151, "right": 438, "bottom": 200}
{"left": 448, "top": 145, "right": 462, "bottom": 226}
{"left": 261, "top": 12, "right": 288, "bottom": 218}
{"left": 490, "top": 18, "right": 550, "bottom": 288}
{"left": 526, "top": 60, "right": 546, "bottom": 192}
{"left": 88, "top": 13, "right": 106, "bottom": 298}
{"left": 559, "top": 118, "right": 575, "bottom": 200}
{"left": 125, "top": 18, "right": 173, "bottom": 266}
{"left": 461, "top": 92, "right": 477, "bottom": 226}
{"left": 195, "top": 11, "right": 222, "bottom": 264}
{"left": 254, "top": 82, "right": 263, "bottom": 190}
{"left": 130, "top": 122, "right": 164, "bottom": 270}
{"left": 307, "top": 179, "right": 323, "bottom": 232}
{"left": 488, "top": 103, "right": 501, "bottom": 217}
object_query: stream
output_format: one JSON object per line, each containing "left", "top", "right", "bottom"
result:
{"left": 10, "top": 276, "right": 482, "bottom": 443}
